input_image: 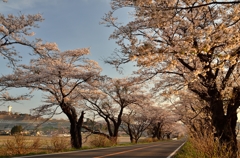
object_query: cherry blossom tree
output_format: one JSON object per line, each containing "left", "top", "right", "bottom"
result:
{"left": 146, "top": 106, "right": 178, "bottom": 140}
{"left": 121, "top": 104, "right": 154, "bottom": 143}
{"left": 0, "top": 1, "right": 59, "bottom": 103}
{"left": 121, "top": 97, "right": 183, "bottom": 142}
{"left": 103, "top": 0, "right": 240, "bottom": 156}
{"left": 0, "top": 48, "right": 101, "bottom": 149}
{"left": 80, "top": 77, "right": 151, "bottom": 143}
{"left": 114, "top": 0, "right": 240, "bottom": 10}
{"left": 0, "top": 8, "right": 57, "bottom": 65}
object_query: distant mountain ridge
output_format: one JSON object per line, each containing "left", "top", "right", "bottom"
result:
{"left": 0, "top": 111, "right": 43, "bottom": 121}
{"left": 0, "top": 111, "right": 70, "bottom": 135}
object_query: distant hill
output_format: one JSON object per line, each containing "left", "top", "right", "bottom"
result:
{"left": 0, "top": 111, "right": 105, "bottom": 136}
{"left": 0, "top": 111, "right": 42, "bottom": 121}
{"left": 0, "top": 111, "right": 70, "bottom": 132}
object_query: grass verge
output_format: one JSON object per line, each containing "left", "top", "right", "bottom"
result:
{"left": 0, "top": 135, "right": 163, "bottom": 157}
{"left": 174, "top": 138, "right": 240, "bottom": 158}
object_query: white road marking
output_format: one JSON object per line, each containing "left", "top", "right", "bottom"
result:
{"left": 93, "top": 143, "right": 161, "bottom": 158}
{"left": 167, "top": 141, "right": 186, "bottom": 158}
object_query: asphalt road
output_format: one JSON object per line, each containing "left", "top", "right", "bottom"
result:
{"left": 15, "top": 138, "right": 186, "bottom": 158}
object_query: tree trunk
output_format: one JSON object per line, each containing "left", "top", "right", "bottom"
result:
{"left": 166, "top": 133, "right": 171, "bottom": 140}
{"left": 109, "top": 113, "right": 122, "bottom": 144}
{"left": 159, "top": 131, "right": 164, "bottom": 140}
{"left": 70, "top": 119, "right": 82, "bottom": 149}
{"left": 152, "top": 122, "right": 161, "bottom": 140}
{"left": 76, "top": 111, "right": 85, "bottom": 148}
{"left": 111, "top": 124, "right": 119, "bottom": 144}
{"left": 127, "top": 123, "right": 134, "bottom": 143}
{"left": 189, "top": 80, "right": 240, "bottom": 158}
{"left": 211, "top": 89, "right": 240, "bottom": 158}
{"left": 69, "top": 112, "right": 85, "bottom": 149}
{"left": 212, "top": 109, "right": 238, "bottom": 158}
{"left": 61, "top": 103, "right": 84, "bottom": 149}
{"left": 133, "top": 133, "right": 140, "bottom": 143}
{"left": 105, "top": 117, "right": 118, "bottom": 144}
{"left": 111, "top": 107, "right": 124, "bottom": 144}
{"left": 105, "top": 116, "right": 113, "bottom": 137}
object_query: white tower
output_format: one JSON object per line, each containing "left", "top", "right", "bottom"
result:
{"left": 8, "top": 105, "right": 12, "bottom": 114}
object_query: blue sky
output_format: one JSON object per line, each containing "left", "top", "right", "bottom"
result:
{"left": 0, "top": 0, "right": 135, "bottom": 118}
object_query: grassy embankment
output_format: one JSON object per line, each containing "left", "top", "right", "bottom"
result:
{"left": 174, "top": 139, "right": 240, "bottom": 158}
{"left": 0, "top": 135, "right": 157, "bottom": 157}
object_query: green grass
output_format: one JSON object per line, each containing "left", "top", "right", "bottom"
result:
{"left": 173, "top": 141, "right": 202, "bottom": 158}
{"left": 174, "top": 138, "right": 240, "bottom": 158}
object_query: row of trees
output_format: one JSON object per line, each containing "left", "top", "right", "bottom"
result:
{"left": 121, "top": 104, "right": 182, "bottom": 143}
{"left": 103, "top": 0, "right": 240, "bottom": 157}
{"left": 4, "top": 0, "right": 240, "bottom": 157}
{"left": 0, "top": 47, "right": 182, "bottom": 147}
{"left": 0, "top": 1, "right": 181, "bottom": 149}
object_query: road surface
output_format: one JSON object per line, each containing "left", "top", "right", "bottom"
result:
{"left": 15, "top": 138, "right": 186, "bottom": 158}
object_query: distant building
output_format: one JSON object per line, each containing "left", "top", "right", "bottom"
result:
{"left": 8, "top": 105, "right": 12, "bottom": 115}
